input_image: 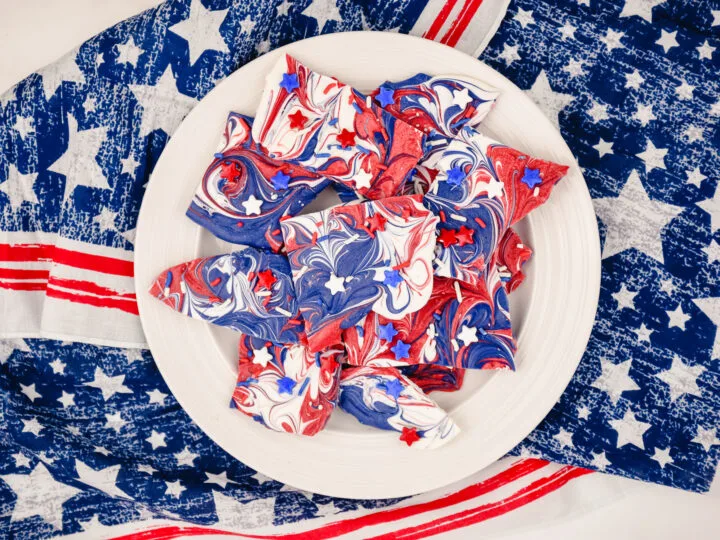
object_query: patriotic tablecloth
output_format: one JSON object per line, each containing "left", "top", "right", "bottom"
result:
{"left": 0, "top": 0, "right": 718, "bottom": 538}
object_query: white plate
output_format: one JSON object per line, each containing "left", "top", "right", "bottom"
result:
{"left": 135, "top": 32, "right": 600, "bottom": 500}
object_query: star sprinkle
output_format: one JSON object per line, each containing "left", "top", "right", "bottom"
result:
{"left": 384, "top": 269, "right": 403, "bottom": 287}
{"left": 280, "top": 72, "right": 299, "bottom": 92}
{"left": 219, "top": 161, "right": 240, "bottom": 181}
{"left": 366, "top": 212, "right": 387, "bottom": 234}
{"left": 252, "top": 347, "right": 272, "bottom": 367}
{"left": 457, "top": 325, "right": 479, "bottom": 346}
{"left": 325, "top": 273, "right": 346, "bottom": 295}
{"left": 337, "top": 129, "right": 356, "bottom": 148}
{"left": 288, "top": 110, "right": 308, "bottom": 129}
{"left": 446, "top": 165, "right": 466, "bottom": 185}
{"left": 241, "top": 195, "right": 263, "bottom": 215}
{"left": 376, "top": 86, "right": 395, "bottom": 107}
{"left": 521, "top": 167, "right": 542, "bottom": 188}
{"left": 378, "top": 322, "right": 398, "bottom": 342}
{"left": 399, "top": 426, "right": 421, "bottom": 446}
{"left": 391, "top": 340, "right": 411, "bottom": 361}
{"left": 270, "top": 170, "right": 290, "bottom": 190}
{"left": 437, "top": 228, "right": 459, "bottom": 247}
{"left": 455, "top": 226, "right": 474, "bottom": 246}
{"left": 256, "top": 269, "right": 277, "bottom": 290}
{"left": 277, "top": 376, "right": 296, "bottom": 395}
{"left": 382, "top": 378, "right": 404, "bottom": 400}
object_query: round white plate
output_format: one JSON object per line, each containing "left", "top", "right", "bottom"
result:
{"left": 135, "top": 31, "right": 600, "bottom": 500}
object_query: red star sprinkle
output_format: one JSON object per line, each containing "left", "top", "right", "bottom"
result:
{"left": 256, "top": 269, "right": 277, "bottom": 290}
{"left": 437, "top": 228, "right": 459, "bottom": 248}
{"left": 289, "top": 110, "right": 308, "bottom": 130}
{"left": 219, "top": 161, "right": 241, "bottom": 181}
{"left": 399, "top": 427, "right": 421, "bottom": 446}
{"left": 365, "top": 213, "right": 387, "bottom": 235}
{"left": 337, "top": 129, "right": 356, "bottom": 148}
{"left": 455, "top": 225, "right": 475, "bottom": 246}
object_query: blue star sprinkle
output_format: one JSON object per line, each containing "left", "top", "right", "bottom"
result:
{"left": 390, "top": 340, "right": 411, "bottom": 361}
{"left": 382, "top": 378, "right": 404, "bottom": 400}
{"left": 280, "top": 72, "right": 299, "bottom": 93}
{"left": 446, "top": 165, "right": 466, "bottom": 186}
{"left": 384, "top": 269, "right": 403, "bottom": 287}
{"left": 376, "top": 86, "right": 395, "bottom": 107}
{"left": 378, "top": 322, "right": 398, "bottom": 342}
{"left": 277, "top": 376, "right": 296, "bottom": 395}
{"left": 521, "top": 167, "right": 542, "bottom": 189}
{"left": 270, "top": 170, "right": 291, "bottom": 190}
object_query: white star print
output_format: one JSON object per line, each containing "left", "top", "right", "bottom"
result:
{"left": 0, "top": 164, "right": 39, "bottom": 210}
{"left": 315, "top": 501, "right": 340, "bottom": 517}
{"left": 252, "top": 471, "right": 273, "bottom": 485}
{"left": 20, "top": 383, "right": 42, "bottom": 402}
{"left": 47, "top": 114, "right": 110, "bottom": 201}
{"left": 696, "top": 183, "right": 720, "bottom": 232}
{"left": 479, "top": 177, "right": 504, "bottom": 199}
{"left": 276, "top": 0, "right": 292, "bottom": 17}
{"left": 165, "top": 480, "right": 186, "bottom": 498}
{"left": 252, "top": 347, "right": 273, "bottom": 368}
{"left": 121, "top": 227, "right": 137, "bottom": 246}
{"left": 205, "top": 470, "right": 235, "bottom": 488}
{"left": 147, "top": 388, "right": 168, "bottom": 405}
{"left": 66, "top": 426, "right": 81, "bottom": 436}
{"left": 513, "top": 8, "right": 535, "bottom": 28}
{"left": 21, "top": 417, "right": 44, "bottom": 436}
{"left": 587, "top": 101, "right": 609, "bottom": 123}
{"left": 38, "top": 452, "right": 55, "bottom": 465}
{"left": 175, "top": 447, "right": 200, "bottom": 467}
{"left": 633, "top": 103, "right": 656, "bottom": 126}
{"left": 634, "top": 323, "right": 653, "bottom": 343}
{"left": 609, "top": 409, "right": 651, "bottom": 449}
{"left": 558, "top": 22, "right": 576, "bottom": 40}
{"left": 684, "top": 125, "right": 703, "bottom": 143}
{"left": 636, "top": 139, "right": 668, "bottom": 172}
{"left": 116, "top": 36, "right": 143, "bottom": 66}
{"left": 651, "top": 447, "right": 674, "bottom": 469}
{"left": 711, "top": 100, "right": 720, "bottom": 116}
{"left": 563, "top": 59, "right": 586, "bottom": 78}
{"left": 125, "top": 350, "right": 143, "bottom": 364}
{"left": 593, "top": 138, "right": 614, "bottom": 157}
{"left": 83, "top": 367, "right": 132, "bottom": 401}
{"left": 38, "top": 49, "right": 85, "bottom": 100}
{"left": 553, "top": 428, "right": 574, "bottom": 448}
{"left": 121, "top": 154, "right": 140, "bottom": 176}
{"left": 592, "top": 358, "right": 640, "bottom": 405}
{"left": 146, "top": 430, "right": 167, "bottom": 450}
{"left": 525, "top": 70, "right": 574, "bottom": 129}
{"left": 93, "top": 207, "right": 118, "bottom": 233}
{"left": 1, "top": 463, "right": 80, "bottom": 530}
{"left": 94, "top": 446, "right": 111, "bottom": 456}
{"left": 591, "top": 451, "right": 611, "bottom": 471}
{"left": 1, "top": 86, "right": 17, "bottom": 109}
{"left": 129, "top": 64, "right": 197, "bottom": 139}
{"left": 685, "top": 167, "right": 706, "bottom": 188}
{"left": 239, "top": 16, "right": 256, "bottom": 34}
{"left": 242, "top": 195, "right": 263, "bottom": 215}
{"left": 697, "top": 40, "right": 716, "bottom": 60}
{"left": 593, "top": 170, "right": 683, "bottom": 263}
{"left": 75, "top": 459, "right": 131, "bottom": 499}
{"left": 656, "top": 355, "right": 704, "bottom": 402}
{"left": 692, "top": 426, "right": 720, "bottom": 452}
{"left": 79, "top": 515, "right": 114, "bottom": 534}
{"left": 660, "top": 278, "right": 675, "bottom": 296}
{"left": 666, "top": 305, "right": 691, "bottom": 330}
{"left": 713, "top": 10, "right": 720, "bottom": 26}
{"left": 675, "top": 79, "right": 695, "bottom": 100}
{"left": 619, "top": 0, "right": 665, "bottom": 23}
{"left": 49, "top": 359, "right": 66, "bottom": 374}
{"left": 13, "top": 452, "right": 31, "bottom": 468}
{"left": 13, "top": 116, "right": 34, "bottom": 139}
{"left": 457, "top": 325, "right": 479, "bottom": 346}
{"left": 498, "top": 44, "right": 521, "bottom": 65}
{"left": 325, "top": 273, "right": 346, "bottom": 295}
{"left": 656, "top": 29, "right": 678, "bottom": 53}
{"left": 83, "top": 96, "right": 96, "bottom": 114}
{"left": 104, "top": 412, "right": 127, "bottom": 433}
{"left": 256, "top": 40, "right": 271, "bottom": 54}
{"left": 0, "top": 339, "right": 29, "bottom": 365}
{"left": 625, "top": 69, "right": 645, "bottom": 89}
{"left": 138, "top": 464, "right": 157, "bottom": 475}
{"left": 691, "top": 297, "right": 720, "bottom": 359}
{"left": 213, "top": 490, "right": 276, "bottom": 530}
{"left": 57, "top": 391, "right": 75, "bottom": 408}
{"left": 612, "top": 283, "right": 637, "bottom": 310}
{"left": 577, "top": 405, "right": 591, "bottom": 420}
{"left": 302, "top": 0, "right": 342, "bottom": 32}
{"left": 600, "top": 29, "right": 625, "bottom": 51}
{"left": 168, "top": 0, "right": 229, "bottom": 65}
{"left": 704, "top": 240, "right": 720, "bottom": 264}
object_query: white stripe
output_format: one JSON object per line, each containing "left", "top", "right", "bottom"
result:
{"left": 46, "top": 283, "right": 135, "bottom": 302}
{"left": 0, "top": 230, "right": 56, "bottom": 244}
{"left": 55, "top": 236, "right": 134, "bottom": 262}
{"left": 49, "top": 263, "right": 135, "bottom": 294}
{"left": 0, "top": 260, "right": 52, "bottom": 270}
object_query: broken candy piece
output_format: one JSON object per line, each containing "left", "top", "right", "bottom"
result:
{"left": 232, "top": 335, "right": 342, "bottom": 436}
{"left": 339, "top": 366, "right": 459, "bottom": 449}
{"left": 497, "top": 227, "right": 533, "bottom": 293}
{"left": 148, "top": 248, "right": 303, "bottom": 344}
{"left": 281, "top": 195, "right": 439, "bottom": 352}
{"left": 186, "top": 112, "right": 330, "bottom": 252}
{"left": 400, "top": 364, "right": 465, "bottom": 394}
{"left": 252, "top": 54, "right": 425, "bottom": 199}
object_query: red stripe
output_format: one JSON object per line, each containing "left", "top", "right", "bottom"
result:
{"left": 46, "top": 287, "right": 139, "bottom": 315}
{"left": 111, "top": 459, "right": 550, "bottom": 540}
{"left": 369, "top": 467, "right": 593, "bottom": 540}
{"left": 440, "top": 0, "right": 484, "bottom": 47}
{"left": 48, "top": 277, "right": 137, "bottom": 300}
{"left": 423, "top": 0, "right": 459, "bottom": 40}
{"left": 53, "top": 247, "right": 134, "bottom": 277}
{"left": 0, "top": 280, "right": 47, "bottom": 291}
{"left": 0, "top": 243, "right": 54, "bottom": 262}
{"left": 0, "top": 268, "right": 51, "bottom": 280}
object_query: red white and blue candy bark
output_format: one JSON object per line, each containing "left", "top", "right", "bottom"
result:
{"left": 232, "top": 335, "right": 342, "bottom": 436}
{"left": 281, "top": 195, "right": 439, "bottom": 352}
{"left": 497, "top": 227, "right": 533, "bottom": 293}
{"left": 400, "top": 364, "right": 465, "bottom": 394}
{"left": 424, "top": 128, "right": 568, "bottom": 288}
{"left": 338, "top": 366, "right": 459, "bottom": 448}
{"left": 186, "top": 112, "right": 330, "bottom": 253}
{"left": 148, "top": 249, "right": 304, "bottom": 344}
{"left": 252, "top": 54, "right": 425, "bottom": 199}
{"left": 343, "top": 275, "right": 515, "bottom": 370}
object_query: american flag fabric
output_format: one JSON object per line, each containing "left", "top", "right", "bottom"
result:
{"left": 0, "top": 0, "right": 715, "bottom": 537}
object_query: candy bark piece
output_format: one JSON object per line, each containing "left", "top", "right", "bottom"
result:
{"left": 232, "top": 335, "right": 342, "bottom": 436}
{"left": 148, "top": 249, "right": 303, "bottom": 344}
{"left": 424, "top": 128, "right": 568, "bottom": 288}
{"left": 400, "top": 364, "right": 465, "bottom": 394}
{"left": 281, "top": 195, "right": 439, "bottom": 352}
{"left": 339, "top": 365, "right": 459, "bottom": 449}
{"left": 497, "top": 227, "right": 533, "bottom": 293}
{"left": 252, "top": 54, "right": 425, "bottom": 199}
{"left": 186, "top": 112, "right": 330, "bottom": 252}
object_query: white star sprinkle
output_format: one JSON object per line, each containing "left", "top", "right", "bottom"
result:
{"left": 325, "top": 273, "right": 346, "bottom": 295}
{"left": 457, "top": 325, "right": 479, "bottom": 346}
{"left": 242, "top": 195, "right": 263, "bottom": 215}
{"left": 252, "top": 347, "right": 273, "bottom": 368}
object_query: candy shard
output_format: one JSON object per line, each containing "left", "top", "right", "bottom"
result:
{"left": 339, "top": 366, "right": 459, "bottom": 449}
{"left": 400, "top": 364, "right": 465, "bottom": 393}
